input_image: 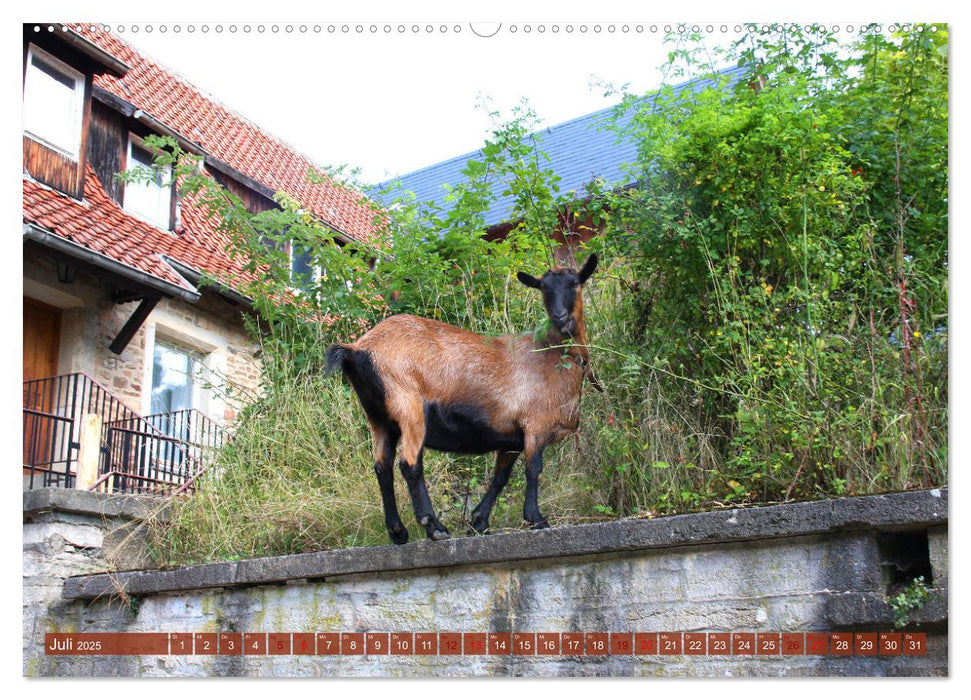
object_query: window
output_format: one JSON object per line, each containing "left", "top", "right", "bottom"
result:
{"left": 142, "top": 320, "right": 226, "bottom": 438}
{"left": 147, "top": 340, "right": 206, "bottom": 473}
{"left": 289, "top": 243, "right": 318, "bottom": 292}
{"left": 150, "top": 341, "right": 199, "bottom": 417}
{"left": 125, "top": 137, "right": 172, "bottom": 229}
{"left": 23, "top": 45, "right": 84, "bottom": 160}
{"left": 260, "top": 235, "right": 320, "bottom": 292}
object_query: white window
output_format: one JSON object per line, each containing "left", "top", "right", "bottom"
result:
{"left": 125, "top": 137, "right": 172, "bottom": 229}
{"left": 142, "top": 318, "right": 226, "bottom": 429}
{"left": 23, "top": 44, "right": 84, "bottom": 160}
{"left": 147, "top": 340, "right": 210, "bottom": 474}
{"left": 150, "top": 341, "right": 200, "bottom": 418}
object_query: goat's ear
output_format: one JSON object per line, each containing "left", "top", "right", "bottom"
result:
{"left": 517, "top": 271, "right": 542, "bottom": 289}
{"left": 577, "top": 254, "right": 599, "bottom": 284}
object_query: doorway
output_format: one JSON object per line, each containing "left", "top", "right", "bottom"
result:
{"left": 23, "top": 297, "right": 62, "bottom": 479}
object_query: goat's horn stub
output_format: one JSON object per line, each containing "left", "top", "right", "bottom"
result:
{"left": 517, "top": 271, "right": 542, "bottom": 289}
{"left": 578, "top": 254, "right": 599, "bottom": 284}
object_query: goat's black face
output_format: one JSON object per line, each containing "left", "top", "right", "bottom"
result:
{"left": 517, "top": 254, "right": 598, "bottom": 337}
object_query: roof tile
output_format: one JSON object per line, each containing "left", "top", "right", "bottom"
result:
{"left": 376, "top": 66, "right": 746, "bottom": 227}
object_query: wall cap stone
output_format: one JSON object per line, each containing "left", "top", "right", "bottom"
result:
{"left": 58, "top": 487, "right": 947, "bottom": 602}
{"left": 24, "top": 488, "right": 165, "bottom": 523}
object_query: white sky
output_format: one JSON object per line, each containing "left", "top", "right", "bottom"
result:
{"left": 79, "top": 1, "right": 959, "bottom": 190}
{"left": 117, "top": 22, "right": 710, "bottom": 185}
{"left": 17, "top": 0, "right": 962, "bottom": 190}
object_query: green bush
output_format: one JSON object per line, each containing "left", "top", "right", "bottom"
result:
{"left": 590, "top": 23, "right": 948, "bottom": 508}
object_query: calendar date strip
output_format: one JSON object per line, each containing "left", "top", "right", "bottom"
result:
{"left": 45, "top": 631, "right": 927, "bottom": 657}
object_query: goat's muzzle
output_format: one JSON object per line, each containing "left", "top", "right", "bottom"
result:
{"left": 555, "top": 316, "right": 576, "bottom": 337}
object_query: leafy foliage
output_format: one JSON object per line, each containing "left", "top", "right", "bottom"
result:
{"left": 890, "top": 576, "right": 930, "bottom": 629}
{"left": 592, "top": 23, "right": 947, "bottom": 509}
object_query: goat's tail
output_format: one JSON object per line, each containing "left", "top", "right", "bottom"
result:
{"left": 325, "top": 343, "right": 354, "bottom": 377}
{"left": 326, "top": 343, "right": 389, "bottom": 423}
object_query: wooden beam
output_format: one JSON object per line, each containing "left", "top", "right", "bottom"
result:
{"left": 53, "top": 25, "right": 130, "bottom": 77}
{"left": 91, "top": 84, "right": 135, "bottom": 118}
{"left": 109, "top": 295, "right": 160, "bottom": 355}
{"left": 204, "top": 155, "right": 279, "bottom": 203}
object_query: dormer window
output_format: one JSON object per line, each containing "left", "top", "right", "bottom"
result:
{"left": 289, "top": 244, "right": 318, "bottom": 291}
{"left": 260, "top": 234, "right": 320, "bottom": 292}
{"left": 125, "top": 136, "right": 173, "bottom": 229}
{"left": 23, "top": 44, "right": 84, "bottom": 160}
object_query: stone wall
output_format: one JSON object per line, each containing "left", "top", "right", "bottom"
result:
{"left": 24, "top": 488, "right": 948, "bottom": 678}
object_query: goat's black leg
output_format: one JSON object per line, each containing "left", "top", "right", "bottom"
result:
{"left": 396, "top": 406, "right": 448, "bottom": 541}
{"left": 399, "top": 449, "right": 450, "bottom": 540}
{"left": 371, "top": 423, "right": 408, "bottom": 544}
{"left": 523, "top": 444, "right": 550, "bottom": 530}
{"left": 375, "top": 462, "right": 408, "bottom": 544}
{"left": 470, "top": 450, "right": 520, "bottom": 534}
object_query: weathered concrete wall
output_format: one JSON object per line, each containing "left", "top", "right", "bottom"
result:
{"left": 24, "top": 488, "right": 948, "bottom": 678}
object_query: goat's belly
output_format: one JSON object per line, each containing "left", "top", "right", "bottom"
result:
{"left": 423, "top": 401, "right": 524, "bottom": 454}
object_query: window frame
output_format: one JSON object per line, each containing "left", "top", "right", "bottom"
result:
{"left": 149, "top": 338, "right": 203, "bottom": 418}
{"left": 23, "top": 43, "right": 85, "bottom": 161}
{"left": 141, "top": 316, "right": 227, "bottom": 425}
{"left": 288, "top": 240, "right": 323, "bottom": 293}
{"left": 123, "top": 133, "right": 174, "bottom": 230}
{"left": 285, "top": 217, "right": 343, "bottom": 294}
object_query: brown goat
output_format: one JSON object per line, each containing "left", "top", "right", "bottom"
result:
{"left": 326, "top": 254, "right": 599, "bottom": 544}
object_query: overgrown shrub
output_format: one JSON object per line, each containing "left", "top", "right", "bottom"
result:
{"left": 590, "top": 24, "right": 948, "bottom": 508}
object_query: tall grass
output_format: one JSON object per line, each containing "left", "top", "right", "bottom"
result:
{"left": 153, "top": 375, "right": 376, "bottom": 564}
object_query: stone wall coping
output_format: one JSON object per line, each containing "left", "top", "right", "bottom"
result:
{"left": 58, "top": 487, "right": 947, "bottom": 601}
{"left": 24, "top": 488, "right": 164, "bottom": 523}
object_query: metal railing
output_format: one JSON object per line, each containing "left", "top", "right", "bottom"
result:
{"left": 100, "top": 409, "right": 224, "bottom": 494}
{"left": 23, "top": 374, "right": 225, "bottom": 495}
{"left": 23, "top": 373, "right": 141, "bottom": 490}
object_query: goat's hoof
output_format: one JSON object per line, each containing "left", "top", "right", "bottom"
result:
{"left": 388, "top": 525, "right": 409, "bottom": 545}
{"left": 470, "top": 517, "right": 489, "bottom": 535}
{"left": 428, "top": 522, "right": 452, "bottom": 541}
{"left": 529, "top": 519, "right": 551, "bottom": 530}
{"left": 419, "top": 515, "right": 450, "bottom": 540}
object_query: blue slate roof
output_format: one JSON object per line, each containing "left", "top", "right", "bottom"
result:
{"left": 375, "top": 65, "right": 747, "bottom": 227}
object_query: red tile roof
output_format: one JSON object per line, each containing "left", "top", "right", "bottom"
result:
{"left": 23, "top": 164, "right": 251, "bottom": 295}
{"left": 23, "top": 26, "right": 382, "bottom": 302}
